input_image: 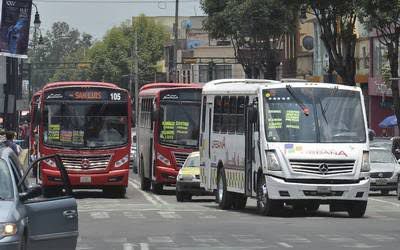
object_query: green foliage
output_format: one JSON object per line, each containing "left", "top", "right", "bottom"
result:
{"left": 301, "top": 0, "right": 358, "bottom": 85}
{"left": 201, "top": 0, "right": 299, "bottom": 79}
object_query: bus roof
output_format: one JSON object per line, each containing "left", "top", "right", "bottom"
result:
{"left": 139, "top": 83, "right": 202, "bottom": 96}
{"left": 42, "top": 81, "right": 121, "bottom": 91}
{"left": 202, "top": 79, "right": 362, "bottom": 95}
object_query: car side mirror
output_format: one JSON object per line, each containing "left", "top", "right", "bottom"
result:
{"left": 19, "top": 185, "right": 42, "bottom": 202}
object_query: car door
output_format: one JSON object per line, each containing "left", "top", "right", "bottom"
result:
{"left": 17, "top": 155, "right": 78, "bottom": 250}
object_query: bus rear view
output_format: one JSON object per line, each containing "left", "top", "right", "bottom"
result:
{"left": 37, "top": 82, "right": 131, "bottom": 197}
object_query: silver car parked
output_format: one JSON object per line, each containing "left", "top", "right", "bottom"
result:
{"left": 0, "top": 146, "right": 78, "bottom": 250}
{"left": 369, "top": 147, "right": 400, "bottom": 196}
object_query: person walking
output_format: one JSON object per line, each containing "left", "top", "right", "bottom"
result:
{"left": 3, "top": 131, "right": 20, "bottom": 155}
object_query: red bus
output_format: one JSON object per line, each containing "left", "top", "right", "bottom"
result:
{"left": 137, "top": 83, "right": 202, "bottom": 193}
{"left": 30, "top": 82, "right": 131, "bottom": 197}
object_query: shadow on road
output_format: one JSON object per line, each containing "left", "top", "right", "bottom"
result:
{"left": 72, "top": 190, "right": 128, "bottom": 199}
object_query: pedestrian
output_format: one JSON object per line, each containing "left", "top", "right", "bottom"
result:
{"left": 3, "top": 131, "right": 20, "bottom": 155}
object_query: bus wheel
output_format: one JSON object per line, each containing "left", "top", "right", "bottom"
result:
{"left": 397, "top": 176, "right": 400, "bottom": 200}
{"left": 232, "top": 193, "right": 247, "bottom": 210}
{"left": 347, "top": 201, "right": 367, "bottom": 218}
{"left": 216, "top": 168, "right": 232, "bottom": 210}
{"left": 152, "top": 183, "right": 163, "bottom": 194}
{"left": 256, "top": 175, "right": 280, "bottom": 216}
{"left": 140, "top": 158, "right": 150, "bottom": 191}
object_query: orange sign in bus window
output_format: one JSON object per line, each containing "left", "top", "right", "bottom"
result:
{"left": 73, "top": 91, "right": 102, "bottom": 100}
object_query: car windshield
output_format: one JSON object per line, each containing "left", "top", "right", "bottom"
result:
{"left": 0, "top": 160, "right": 14, "bottom": 200}
{"left": 370, "top": 149, "right": 396, "bottom": 163}
{"left": 43, "top": 102, "right": 128, "bottom": 149}
{"left": 183, "top": 155, "right": 200, "bottom": 168}
{"left": 263, "top": 87, "right": 366, "bottom": 143}
{"left": 159, "top": 103, "right": 200, "bottom": 148}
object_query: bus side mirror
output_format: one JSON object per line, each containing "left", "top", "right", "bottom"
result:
{"left": 248, "top": 107, "right": 258, "bottom": 124}
{"left": 151, "top": 109, "right": 159, "bottom": 122}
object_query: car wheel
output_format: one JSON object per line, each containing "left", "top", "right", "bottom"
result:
{"left": 140, "top": 156, "right": 150, "bottom": 191}
{"left": 232, "top": 193, "right": 247, "bottom": 210}
{"left": 347, "top": 201, "right": 367, "bottom": 218}
{"left": 216, "top": 168, "right": 232, "bottom": 210}
{"left": 256, "top": 175, "right": 281, "bottom": 216}
{"left": 381, "top": 190, "right": 390, "bottom": 196}
{"left": 176, "top": 191, "right": 184, "bottom": 202}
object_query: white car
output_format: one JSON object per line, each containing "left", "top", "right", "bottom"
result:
{"left": 369, "top": 147, "right": 400, "bottom": 196}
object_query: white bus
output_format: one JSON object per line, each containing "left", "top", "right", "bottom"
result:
{"left": 199, "top": 79, "right": 370, "bottom": 217}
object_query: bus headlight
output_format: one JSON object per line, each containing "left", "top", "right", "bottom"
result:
{"left": 0, "top": 223, "right": 17, "bottom": 237}
{"left": 44, "top": 158, "right": 57, "bottom": 168}
{"left": 115, "top": 155, "right": 129, "bottom": 168}
{"left": 361, "top": 151, "right": 370, "bottom": 172}
{"left": 266, "top": 151, "right": 281, "bottom": 171}
{"left": 157, "top": 153, "right": 171, "bottom": 166}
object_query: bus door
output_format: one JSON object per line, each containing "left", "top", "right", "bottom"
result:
{"left": 245, "top": 97, "right": 255, "bottom": 196}
{"left": 201, "top": 96, "right": 213, "bottom": 190}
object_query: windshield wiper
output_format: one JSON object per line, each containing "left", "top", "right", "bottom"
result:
{"left": 285, "top": 85, "right": 310, "bottom": 116}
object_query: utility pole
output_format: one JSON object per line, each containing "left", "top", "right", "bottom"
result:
{"left": 173, "top": 0, "right": 179, "bottom": 82}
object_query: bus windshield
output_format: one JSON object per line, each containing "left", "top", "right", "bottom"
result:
{"left": 263, "top": 87, "right": 366, "bottom": 143}
{"left": 43, "top": 102, "right": 128, "bottom": 148}
{"left": 159, "top": 103, "right": 200, "bottom": 148}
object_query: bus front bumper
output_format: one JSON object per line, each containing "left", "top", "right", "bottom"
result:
{"left": 155, "top": 166, "right": 179, "bottom": 184}
{"left": 266, "top": 175, "right": 370, "bottom": 201}
{"left": 41, "top": 168, "right": 129, "bottom": 188}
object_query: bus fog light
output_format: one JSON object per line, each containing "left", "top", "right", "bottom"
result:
{"left": 266, "top": 151, "right": 281, "bottom": 171}
{"left": 115, "top": 155, "right": 129, "bottom": 168}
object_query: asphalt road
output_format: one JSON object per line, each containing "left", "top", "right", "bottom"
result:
{"left": 75, "top": 172, "right": 400, "bottom": 250}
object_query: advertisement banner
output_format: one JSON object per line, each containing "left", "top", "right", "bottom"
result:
{"left": 0, "top": 0, "right": 32, "bottom": 58}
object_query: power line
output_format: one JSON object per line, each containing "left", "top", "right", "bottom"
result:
{"left": 35, "top": 0, "right": 198, "bottom": 4}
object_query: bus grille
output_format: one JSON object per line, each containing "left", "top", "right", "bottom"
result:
{"left": 61, "top": 155, "right": 111, "bottom": 170}
{"left": 290, "top": 159, "right": 355, "bottom": 175}
{"left": 173, "top": 152, "right": 189, "bottom": 168}
{"left": 370, "top": 172, "right": 393, "bottom": 178}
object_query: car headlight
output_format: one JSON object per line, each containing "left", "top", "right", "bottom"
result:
{"left": 177, "top": 174, "right": 183, "bottom": 180}
{"left": 266, "top": 151, "right": 281, "bottom": 171}
{"left": 115, "top": 154, "right": 129, "bottom": 168}
{"left": 361, "top": 151, "right": 370, "bottom": 172}
{"left": 0, "top": 223, "right": 17, "bottom": 237}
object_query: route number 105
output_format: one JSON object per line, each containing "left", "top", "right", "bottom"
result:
{"left": 110, "top": 92, "right": 121, "bottom": 101}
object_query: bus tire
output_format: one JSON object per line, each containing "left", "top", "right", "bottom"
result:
{"left": 397, "top": 176, "right": 400, "bottom": 200}
{"left": 152, "top": 182, "right": 163, "bottom": 194}
{"left": 347, "top": 201, "right": 367, "bottom": 218}
{"left": 140, "top": 156, "right": 150, "bottom": 191}
{"left": 232, "top": 193, "right": 247, "bottom": 210}
{"left": 256, "top": 175, "right": 281, "bottom": 216}
{"left": 216, "top": 168, "right": 232, "bottom": 210}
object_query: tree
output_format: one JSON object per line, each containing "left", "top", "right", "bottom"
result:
{"left": 359, "top": 0, "right": 400, "bottom": 130}
{"left": 301, "top": 0, "right": 358, "bottom": 85}
{"left": 29, "top": 22, "right": 93, "bottom": 90}
{"left": 201, "top": 0, "right": 299, "bottom": 79}
{"left": 88, "top": 15, "right": 169, "bottom": 88}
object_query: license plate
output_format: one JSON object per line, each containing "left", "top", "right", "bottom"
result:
{"left": 317, "top": 186, "right": 331, "bottom": 194}
{"left": 80, "top": 176, "right": 92, "bottom": 183}
{"left": 375, "top": 179, "right": 387, "bottom": 185}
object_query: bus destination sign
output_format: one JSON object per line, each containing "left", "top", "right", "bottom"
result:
{"left": 45, "top": 88, "right": 128, "bottom": 101}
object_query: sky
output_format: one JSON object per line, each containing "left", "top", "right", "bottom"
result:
{"left": 34, "top": 0, "right": 203, "bottom": 39}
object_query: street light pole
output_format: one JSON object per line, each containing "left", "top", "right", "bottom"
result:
{"left": 173, "top": 0, "right": 179, "bottom": 82}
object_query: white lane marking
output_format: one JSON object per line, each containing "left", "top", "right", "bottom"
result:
{"left": 123, "top": 211, "right": 145, "bottom": 219}
{"left": 139, "top": 243, "right": 149, "bottom": 250}
{"left": 158, "top": 211, "right": 181, "bottom": 219}
{"left": 131, "top": 179, "right": 169, "bottom": 205}
{"left": 360, "top": 234, "right": 396, "bottom": 241}
{"left": 123, "top": 243, "right": 135, "bottom": 250}
{"left": 282, "top": 234, "right": 311, "bottom": 243}
{"left": 369, "top": 197, "right": 400, "bottom": 207}
{"left": 148, "top": 236, "right": 174, "bottom": 243}
{"left": 277, "top": 242, "right": 293, "bottom": 248}
{"left": 191, "top": 235, "right": 219, "bottom": 243}
{"left": 129, "top": 180, "right": 158, "bottom": 205}
{"left": 90, "top": 211, "right": 110, "bottom": 219}
{"left": 319, "top": 234, "right": 356, "bottom": 242}
{"left": 342, "top": 243, "right": 379, "bottom": 248}
{"left": 104, "top": 237, "right": 127, "bottom": 243}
